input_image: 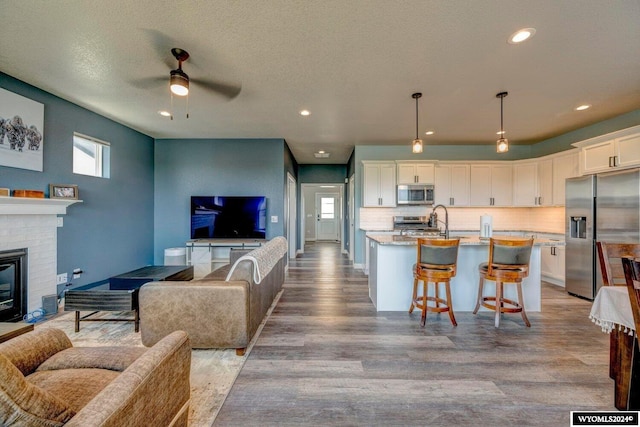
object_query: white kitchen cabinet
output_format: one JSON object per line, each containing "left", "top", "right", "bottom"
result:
{"left": 396, "top": 162, "right": 435, "bottom": 184}
{"left": 575, "top": 126, "right": 640, "bottom": 174}
{"left": 540, "top": 244, "right": 565, "bottom": 286}
{"left": 362, "top": 161, "right": 396, "bottom": 207}
{"left": 552, "top": 150, "right": 579, "bottom": 206}
{"left": 434, "top": 163, "right": 470, "bottom": 206}
{"left": 469, "top": 164, "right": 512, "bottom": 206}
{"left": 513, "top": 159, "right": 553, "bottom": 207}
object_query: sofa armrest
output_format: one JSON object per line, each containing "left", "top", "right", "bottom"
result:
{"left": 66, "top": 331, "right": 191, "bottom": 427}
{"left": 0, "top": 328, "right": 72, "bottom": 376}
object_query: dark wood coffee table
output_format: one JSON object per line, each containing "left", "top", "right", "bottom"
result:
{"left": 65, "top": 265, "right": 193, "bottom": 332}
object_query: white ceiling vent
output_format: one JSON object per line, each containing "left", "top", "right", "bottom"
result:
{"left": 314, "top": 152, "right": 330, "bottom": 158}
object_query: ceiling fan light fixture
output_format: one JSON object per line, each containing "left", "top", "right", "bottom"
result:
{"left": 496, "top": 91, "right": 509, "bottom": 154}
{"left": 170, "top": 69, "right": 189, "bottom": 96}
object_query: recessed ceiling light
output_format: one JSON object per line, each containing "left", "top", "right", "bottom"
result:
{"left": 508, "top": 28, "right": 536, "bottom": 44}
{"left": 575, "top": 104, "right": 591, "bottom": 111}
{"left": 300, "top": 110, "right": 310, "bottom": 116}
{"left": 158, "top": 110, "right": 171, "bottom": 117}
{"left": 425, "top": 131, "right": 434, "bottom": 135}
{"left": 318, "top": 150, "right": 325, "bottom": 154}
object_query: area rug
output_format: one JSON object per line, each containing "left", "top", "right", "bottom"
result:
{"left": 34, "top": 292, "right": 281, "bottom": 426}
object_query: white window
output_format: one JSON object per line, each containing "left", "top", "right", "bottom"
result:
{"left": 73, "top": 133, "right": 110, "bottom": 178}
{"left": 320, "top": 197, "right": 335, "bottom": 219}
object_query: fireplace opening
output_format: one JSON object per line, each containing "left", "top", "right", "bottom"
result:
{"left": 0, "top": 248, "right": 28, "bottom": 322}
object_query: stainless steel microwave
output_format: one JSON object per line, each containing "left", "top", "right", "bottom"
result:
{"left": 397, "top": 184, "right": 434, "bottom": 205}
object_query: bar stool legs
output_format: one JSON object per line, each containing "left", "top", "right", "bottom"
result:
{"left": 409, "top": 276, "right": 457, "bottom": 327}
{"left": 473, "top": 276, "right": 531, "bottom": 328}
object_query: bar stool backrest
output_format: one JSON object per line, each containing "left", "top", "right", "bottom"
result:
{"left": 416, "top": 238, "right": 460, "bottom": 270}
{"left": 486, "top": 238, "right": 533, "bottom": 276}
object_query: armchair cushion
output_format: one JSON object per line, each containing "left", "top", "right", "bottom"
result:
{"left": 0, "top": 354, "right": 75, "bottom": 427}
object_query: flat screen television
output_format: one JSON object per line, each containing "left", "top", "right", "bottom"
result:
{"left": 190, "top": 196, "right": 267, "bottom": 239}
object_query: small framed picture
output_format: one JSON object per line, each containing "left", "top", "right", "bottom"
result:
{"left": 49, "top": 184, "right": 79, "bottom": 200}
{"left": 0, "top": 188, "right": 9, "bottom": 197}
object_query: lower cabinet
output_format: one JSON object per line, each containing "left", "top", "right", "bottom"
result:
{"left": 541, "top": 245, "right": 565, "bottom": 286}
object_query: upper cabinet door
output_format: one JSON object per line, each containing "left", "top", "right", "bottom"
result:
{"left": 378, "top": 163, "right": 397, "bottom": 207}
{"left": 552, "top": 151, "right": 578, "bottom": 206}
{"left": 396, "top": 162, "right": 434, "bottom": 184}
{"left": 513, "top": 162, "right": 538, "bottom": 206}
{"left": 469, "top": 165, "right": 492, "bottom": 206}
{"left": 616, "top": 132, "right": 640, "bottom": 169}
{"left": 434, "top": 164, "right": 469, "bottom": 206}
{"left": 537, "top": 159, "right": 553, "bottom": 206}
{"left": 581, "top": 140, "right": 616, "bottom": 174}
{"left": 491, "top": 164, "right": 513, "bottom": 206}
{"left": 363, "top": 162, "right": 397, "bottom": 207}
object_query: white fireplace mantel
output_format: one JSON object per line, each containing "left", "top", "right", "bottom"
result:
{"left": 0, "top": 197, "right": 83, "bottom": 215}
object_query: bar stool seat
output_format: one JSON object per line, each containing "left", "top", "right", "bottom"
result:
{"left": 473, "top": 237, "right": 533, "bottom": 328}
{"left": 409, "top": 238, "right": 460, "bottom": 327}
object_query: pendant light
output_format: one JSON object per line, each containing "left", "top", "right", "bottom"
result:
{"left": 496, "top": 91, "right": 509, "bottom": 153}
{"left": 411, "top": 92, "right": 423, "bottom": 154}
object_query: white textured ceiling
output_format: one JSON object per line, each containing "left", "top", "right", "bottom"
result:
{"left": 1, "top": 0, "right": 639, "bottom": 164}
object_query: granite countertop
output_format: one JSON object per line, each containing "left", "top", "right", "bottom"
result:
{"left": 366, "top": 234, "right": 564, "bottom": 246}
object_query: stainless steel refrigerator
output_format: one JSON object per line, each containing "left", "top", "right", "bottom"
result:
{"left": 565, "top": 168, "right": 640, "bottom": 299}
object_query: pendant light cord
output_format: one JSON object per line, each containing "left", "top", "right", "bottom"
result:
{"left": 415, "top": 96, "right": 419, "bottom": 139}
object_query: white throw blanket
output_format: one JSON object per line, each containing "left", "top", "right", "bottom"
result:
{"left": 225, "top": 236, "right": 288, "bottom": 284}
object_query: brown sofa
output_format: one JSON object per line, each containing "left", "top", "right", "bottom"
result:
{"left": 139, "top": 237, "right": 287, "bottom": 355}
{"left": 0, "top": 327, "right": 191, "bottom": 427}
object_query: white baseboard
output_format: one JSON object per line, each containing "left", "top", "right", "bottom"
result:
{"left": 542, "top": 275, "right": 565, "bottom": 287}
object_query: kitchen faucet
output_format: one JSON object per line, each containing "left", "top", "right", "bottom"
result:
{"left": 431, "top": 204, "right": 449, "bottom": 239}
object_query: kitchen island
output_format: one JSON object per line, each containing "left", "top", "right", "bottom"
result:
{"left": 367, "top": 234, "right": 561, "bottom": 312}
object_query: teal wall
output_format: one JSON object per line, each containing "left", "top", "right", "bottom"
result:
{"left": 0, "top": 73, "right": 155, "bottom": 290}
{"left": 153, "top": 138, "right": 288, "bottom": 264}
{"left": 298, "top": 164, "right": 347, "bottom": 183}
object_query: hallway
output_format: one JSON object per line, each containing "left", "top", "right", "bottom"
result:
{"left": 215, "top": 242, "right": 613, "bottom": 426}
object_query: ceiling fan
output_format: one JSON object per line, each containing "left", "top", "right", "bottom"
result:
{"left": 167, "top": 47, "right": 241, "bottom": 100}
{"left": 132, "top": 47, "right": 242, "bottom": 101}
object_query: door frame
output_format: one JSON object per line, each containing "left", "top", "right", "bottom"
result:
{"left": 301, "top": 183, "right": 345, "bottom": 250}
{"left": 286, "top": 172, "right": 297, "bottom": 259}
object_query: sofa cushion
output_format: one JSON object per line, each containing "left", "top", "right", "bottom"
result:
{"left": 37, "top": 346, "right": 147, "bottom": 372}
{"left": 0, "top": 353, "right": 75, "bottom": 426}
{"left": 28, "top": 368, "right": 120, "bottom": 413}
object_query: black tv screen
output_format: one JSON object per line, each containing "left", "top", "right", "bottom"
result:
{"left": 191, "top": 196, "right": 267, "bottom": 239}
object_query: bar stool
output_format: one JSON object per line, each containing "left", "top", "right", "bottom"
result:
{"left": 473, "top": 237, "right": 533, "bottom": 328}
{"left": 409, "top": 238, "right": 460, "bottom": 327}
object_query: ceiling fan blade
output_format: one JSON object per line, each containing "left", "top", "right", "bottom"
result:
{"left": 141, "top": 28, "right": 180, "bottom": 69}
{"left": 193, "top": 79, "right": 242, "bottom": 99}
{"left": 129, "top": 76, "right": 167, "bottom": 90}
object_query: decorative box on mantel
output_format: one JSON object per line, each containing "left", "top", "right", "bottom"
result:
{"left": 0, "top": 197, "right": 82, "bottom": 215}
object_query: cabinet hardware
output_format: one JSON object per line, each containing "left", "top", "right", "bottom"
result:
{"left": 609, "top": 156, "right": 614, "bottom": 167}
{"left": 551, "top": 247, "right": 556, "bottom": 256}
{"left": 450, "top": 197, "right": 454, "bottom": 206}
{"left": 614, "top": 156, "right": 618, "bottom": 167}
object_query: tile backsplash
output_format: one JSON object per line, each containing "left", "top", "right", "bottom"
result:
{"left": 359, "top": 206, "right": 565, "bottom": 234}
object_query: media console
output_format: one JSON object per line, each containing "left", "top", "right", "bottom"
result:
{"left": 186, "top": 239, "right": 265, "bottom": 279}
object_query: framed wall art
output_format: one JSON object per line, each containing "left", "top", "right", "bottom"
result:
{"left": 0, "top": 88, "right": 44, "bottom": 172}
{"left": 49, "top": 184, "right": 78, "bottom": 200}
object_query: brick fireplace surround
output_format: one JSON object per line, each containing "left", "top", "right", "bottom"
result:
{"left": 0, "top": 198, "right": 80, "bottom": 315}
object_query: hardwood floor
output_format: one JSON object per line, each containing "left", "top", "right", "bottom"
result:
{"left": 215, "top": 242, "right": 614, "bottom": 426}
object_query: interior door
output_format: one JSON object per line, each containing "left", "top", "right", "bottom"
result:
{"left": 316, "top": 192, "right": 339, "bottom": 241}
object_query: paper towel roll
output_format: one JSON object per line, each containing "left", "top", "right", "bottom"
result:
{"left": 480, "top": 214, "right": 493, "bottom": 238}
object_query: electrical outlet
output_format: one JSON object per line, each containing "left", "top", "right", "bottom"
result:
{"left": 56, "top": 273, "right": 67, "bottom": 285}
{"left": 56, "top": 217, "right": 63, "bottom": 227}
{"left": 271, "top": 215, "right": 278, "bottom": 223}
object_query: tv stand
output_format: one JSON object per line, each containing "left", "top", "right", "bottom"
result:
{"left": 186, "top": 239, "right": 265, "bottom": 279}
